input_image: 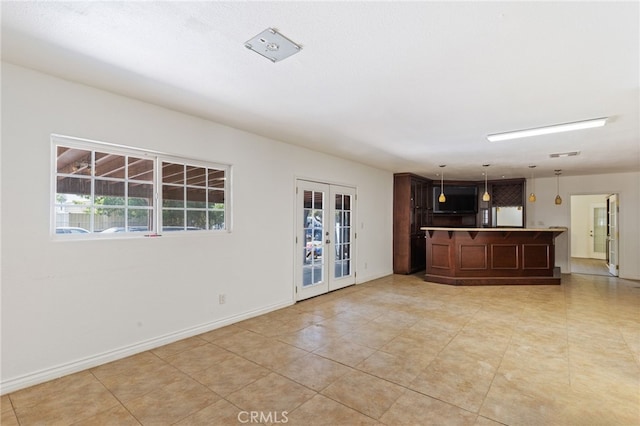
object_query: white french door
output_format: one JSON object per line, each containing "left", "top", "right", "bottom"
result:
{"left": 607, "top": 194, "right": 619, "bottom": 276}
{"left": 589, "top": 203, "right": 607, "bottom": 260}
{"left": 296, "top": 180, "right": 356, "bottom": 301}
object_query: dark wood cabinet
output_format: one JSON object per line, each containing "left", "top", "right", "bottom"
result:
{"left": 393, "top": 173, "right": 430, "bottom": 274}
{"left": 394, "top": 174, "right": 526, "bottom": 274}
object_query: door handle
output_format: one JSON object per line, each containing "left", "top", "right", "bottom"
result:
{"left": 325, "top": 239, "right": 331, "bottom": 244}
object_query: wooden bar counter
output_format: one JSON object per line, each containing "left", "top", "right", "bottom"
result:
{"left": 421, "top": 227, "right": 567, "bottom": 285}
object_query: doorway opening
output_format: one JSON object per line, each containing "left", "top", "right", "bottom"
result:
{"left": 570, "top": 193, "right": 619, "bottom": 276}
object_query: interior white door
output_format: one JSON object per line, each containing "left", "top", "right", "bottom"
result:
{"left": 589, "top": 203, "right": 607, "bottom": 260}
{"left": 607, "top": 194, "right": 619, "bottom": 276}
{"left": 296, "top": 180, "right": 356, "bottom": 301}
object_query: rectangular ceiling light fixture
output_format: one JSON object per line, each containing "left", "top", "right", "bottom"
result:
{"left": 487, "top": 117, "right": 607, "bottom": 142}
{"left": 244, "top": 28, "right": 302, "bottom": 63}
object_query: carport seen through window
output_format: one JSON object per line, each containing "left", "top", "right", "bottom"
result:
{"left": 53, "top": 136, "right": 229, "bottom": 235}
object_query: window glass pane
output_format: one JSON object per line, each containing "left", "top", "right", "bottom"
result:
{"left": 162, "top": 162, "right": 184, "bottom": 184}
{"left": 128, "top": 157, "right": 153, "bottom": 181}
{"left": 208, "top": 210, "right": 225, "bottom": 230}
{"left": 186, "top": 210, "right": 206, "bottom": 229}
{"left": 57, "top": 147, "right": 92, "bottom": 176}
{"left": 163, "top": 185, "right": 184, "bottom": 207}
{"left": 208, "top": 169, "right": 225, "bottom": 188}
{"left": 163, "top": 209, "right": 184, "bottom": 227}
{"left": 186, "top": 166, "right": 206, "bottom": 186}
{"left": 128, "top": 183, "right": 153, "bottom": 206}
{"left": 95, "top": 208, "right": 125, "bottom": 232}
{"left": 335, "top": 194, "right": 343, "bottom": 210}
{"left": 57, "top": 176, "right": 91, "bottom": 198}
{"left": 95, "top": 152, "right": 125, "bottom": 178}
{"left": 344, "top": 195, "right": 351, "bottom": 210}
{"left": 186, "top": 187, "right": 207, "bottom": 208}
{"left": 55, "top": 199, "right": 90, "bottom": 230}
{"left": 95, "top": 180, "right": 125, "bottom": 205}
{"left": 208, "top": 189, "right": 224, "bottom": 207}
{"left": 128, "top": 209, "right": 151, "bottom": 228}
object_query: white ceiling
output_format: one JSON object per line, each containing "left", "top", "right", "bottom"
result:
{"left": 2, "top": 1, "right": 639, "bottom": 180}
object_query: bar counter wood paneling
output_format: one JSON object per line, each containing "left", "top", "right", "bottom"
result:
{"left": 421, "top": 227, "right": 567, "bottom": 285}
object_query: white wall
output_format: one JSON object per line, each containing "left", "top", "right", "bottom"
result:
{"left": 526, "top": 172, "right": 640, "bottom": 279}
{"left": 3, "top": 62, "right": 639, "bottom": 394}
{"left": 0, "top": 63, "right": 393, "bottom": 392}
{"left": 570, "top": 194, "right": 607, "bottom": 258}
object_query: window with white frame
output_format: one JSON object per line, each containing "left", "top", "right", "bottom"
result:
{"left": 53, "top": 136, "right": 230, "bottom": 236}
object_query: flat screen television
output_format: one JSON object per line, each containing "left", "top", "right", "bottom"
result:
{"left": 433, "top": 185, "right": 478, "bottom": 214}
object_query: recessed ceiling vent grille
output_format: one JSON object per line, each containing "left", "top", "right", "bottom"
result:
{"left": 550, "top": 151, "right": 580, "bottom": 158}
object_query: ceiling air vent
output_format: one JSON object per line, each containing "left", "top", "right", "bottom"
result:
{"left": 550, "top": 151, "right": 580, "bottom": 158}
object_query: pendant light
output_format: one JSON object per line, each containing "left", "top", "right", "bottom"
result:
{"left": 482, "top": 164, "right": 490, "bottom": 202}
{"left": 438, "top": 165, "right": 446, "bottom": 202}
{"left": 528, "top": 165, "right": 537, "bottom": 202}
{"left": 554, "top": 169, "right": 562, "bottom": 205}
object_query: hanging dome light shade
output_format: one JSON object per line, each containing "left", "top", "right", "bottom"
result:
{"left": 438, "top": 165, "right": 446, "bottom": 202}
{"left": 554, "top": 170, "right": 562, "bottom": 205}
{"left": 482, "top": 164, "right": 490, "bottom": 202}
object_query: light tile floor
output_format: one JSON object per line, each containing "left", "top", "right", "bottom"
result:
{"left": 2, "top": 273, "right": 639, "bottom": 425}
{"left": 571, "top": 257, "right": 611, "bottom": 276}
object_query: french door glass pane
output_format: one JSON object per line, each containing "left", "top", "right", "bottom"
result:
{"left": 593, "top": 207, "right": 606, "bottom": 253}
{"left": 334, "top": 194, "right": 351, "bottom": 279}
{"left": 303, "top": 190, "right": 324, "bottom": 287}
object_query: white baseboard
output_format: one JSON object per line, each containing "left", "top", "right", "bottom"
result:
{"left": 0, "top": 299, "right": 294, "bottom": 395}
{"left": 356, "top": 270, "right": 393, "bottom": 284}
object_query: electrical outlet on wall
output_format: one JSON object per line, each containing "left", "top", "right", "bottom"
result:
{"left": 219, "top": 294, "right": 226, "bottom": 304}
